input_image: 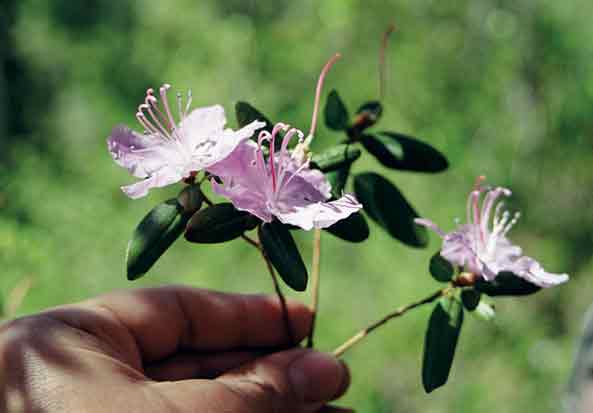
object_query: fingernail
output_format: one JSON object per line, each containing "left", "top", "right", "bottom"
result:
{"left": 288, "top": 351, "right": 348, "bottom": 403}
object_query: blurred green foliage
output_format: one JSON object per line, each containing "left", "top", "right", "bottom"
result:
{"left": 1, "top": 1, "right": 593, "bottom": 411}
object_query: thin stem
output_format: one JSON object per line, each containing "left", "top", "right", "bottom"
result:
{"left": 197, "top": 185, "right": 292, "bottom": 343}
{"left": 307, "top": 228, "right": 322, "bottom": 348}
{"left": 258, "top": 226, "right": 295, "bottom": 345}
{"left": 379, "top": 23, "right": 396, "bottom": 101}
{"left": 332, "top": 288, "right": 445, "bottom": 358}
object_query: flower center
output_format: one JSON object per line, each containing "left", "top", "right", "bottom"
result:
{"left": 254, "top": 124, "right": 306, "bottom": 204}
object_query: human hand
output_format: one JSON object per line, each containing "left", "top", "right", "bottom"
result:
{"left": 0, "top": 286, "right": 350, "bottom": 412}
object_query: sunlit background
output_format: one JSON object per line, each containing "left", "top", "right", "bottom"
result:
{"left": 2, "top": 1, "right": 593, "bottom": 411}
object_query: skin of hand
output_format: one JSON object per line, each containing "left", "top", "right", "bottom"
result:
{"left": 0, "top": 286, "right": 351, "bottom": 413}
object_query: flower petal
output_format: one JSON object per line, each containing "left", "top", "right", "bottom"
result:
{"left": 275, "top": 194, "right": 362, "bottom": 231}
{"left": 211, "top": 180, "right": 272, "bottom": 223}
{"left": 506, "top": 256, "right": 569, "bottom": 288}
{"left": 182, "top": 103, "right": 264, "bottom": 169}
{"left": 121, "top": 169, "right": 182, "bottom": 199}
{"left": 180, "top": 105, "right": 227, "bottom": 148}
{"left": 107, "top": 126, "right": 170, "bottom": 178}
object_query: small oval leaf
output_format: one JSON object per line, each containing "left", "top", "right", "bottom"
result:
{"left": 259, "top": 221, "right": 308, "bottom": 291}
{"left": 126, "top": 199, "right": 188, "bottom": 281}
{"left": 185, "top": 203, "right": 254, "bottom": 244}
{"left": 235, "top": 101, "right": 273, "bottom": 133}
{"left": 311, "top": 144, "right": 361, "bottom": 173}
{"left": 325, "top": 211, "right": 370, "bottom": 243}
{"left": 429, "top": 252, "right": 454, "bottom": 282}
{"left": 362, "top": 132, "right": 448, "bottom": 173}
{"left": 460, "top": 289, "right": 481, "bottom": 311}
{"left": 354, "top": 172, "right": 427, "bottom": 247}
{"left": 475, "top": 271, "right": 541, "bottom": 296}
{"left": 422, "top": 296, "right": 464, "bottom": 393}
{"left": 324, "top": 89, "right": 350, "bottom": 131}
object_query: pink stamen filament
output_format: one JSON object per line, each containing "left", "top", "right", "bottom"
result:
{"left": 276, "top": 128, "right": 304, "bottom": 189}
{"left": 308, "top": 53, "right": 342, "bottom": 138}
{"left": 159, "top": 84, "right": 177, "bottom": 130}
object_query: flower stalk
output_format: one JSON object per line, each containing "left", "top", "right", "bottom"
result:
{"left": 307, "top": 228, "right": 322, "bottom": 348}
{"left": 332, "top": 288, "right": 446, "bottom": 357}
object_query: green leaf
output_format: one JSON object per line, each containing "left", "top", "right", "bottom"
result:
{"left": 353, "top": 172, "right": 427, "bottom": 247}
{"left": 185, "top": 203, "right": 256, "bottom": 244}
{"left": 326, "top": 165, "right": 352, "bottom": 198}
{"left": 311, "top": 144, "right": 361, "bottom": 173}
{"left": 361, "top": 132, "right": 448, "bottom": 173}
{"left": 259, "top": 221, "right": 308, "bottom": 291}
{"left": 324, "top": 89, "right": 350, "bottom": 130}
{"left": 422, "top": 296, "right": 464, "bottom": 393}
{"left": 461, "top": 289, "right": 481, "bottom": 311}
{"left": 475, "top": 271, "right": 541, "bottom": 296}
{"left": 235, "top": 101, "right": 273, "bottom": 133}
{"left": 429, "top": 252, "right": 454, "bottom": 282}
{"left": 126, "top": 199, "right": 189, "bottom": 280}
{"left": 325, "top": 211, "right": 370, "bottom": 243}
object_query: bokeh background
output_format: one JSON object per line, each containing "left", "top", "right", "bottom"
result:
{"left": 2, "top": 1, "right": 593, "bottom": 411}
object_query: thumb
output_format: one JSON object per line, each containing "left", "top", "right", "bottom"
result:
{"left": 155, "top": 349, "right": 350, "bottom": 413}
{"left": 218, "top": 348, "right": 350, "bottom": 412}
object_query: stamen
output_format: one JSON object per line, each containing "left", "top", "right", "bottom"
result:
{"left": 276, "top": 128, "right": 304, "bottom": 189}
{"left": 502, "top": 212, "right": 521, "bottom": 236}
{"left": 159, "top": 84, "right": 176, "bottom": 130}
{"left": 268, "top": 124, "right": 289, "bottom": 193}
{"left": 473, "top": 175, "right": 486, "bottom": 192}
{"left": 184, "top": 90, "right": 193, "bottom": 118}
{"left": 176, "top": 92, "right": 183, "bottom": 115}
{"left": 308, "top": 53, "right": 342, "bottom": 139}
{"left": 136, "top": 112, "right": 159, "bottom": 135}
{"left": 144, "top": 96, "right": 172, "bottom": 138}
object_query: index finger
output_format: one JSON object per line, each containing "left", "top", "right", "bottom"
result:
{"left": 47, "top": 286, "right": 312, "bottom": 363}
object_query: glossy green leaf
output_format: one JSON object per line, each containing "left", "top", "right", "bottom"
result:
{"left": 325, "top": 211, "right": 370, "bottom": 243}
{"left": 311, "top": 144, "right": 361, "bottom": 173}
{"left": 422, "top": 296, "right": 464, "bottom": 393}
{"left": 324, "top": 89, "right": 350, "bottom": 131}
{"left": 429, "top": 252, "right": 454, "bottom": 282}
{"left": 353, "top": 172, "right": 427, "bottom": 247}
{"left": 235, "top": 101, "right": 273, "bottom": 133}
{"left": 461, "top": 289, "right": 481, "bottom": 311}
{"left": 361, "top": 132, "right": 448, "bottom": 172}
{"left": 475, "top": 271, "right": 541, "bottom": 296}
{"left": 185, "top": 203, "right": 255, "bottom": 244}
{"left": 326, "top": 165, "right": 351, "bottom": 198}
{"left": 259, "top": 221, "right": 308, "bottom": 291}
{"left": 126, "top": 199, "right": 189, "bottom": 280}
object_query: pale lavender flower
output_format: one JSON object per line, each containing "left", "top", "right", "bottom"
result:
{"left": 108, "top": 84, "right": 264, "bottom": 199}
{"left": 415, "top": 180, "right": 569, "bottom": 288}
{"left": 208, "top": 54, "right": 362, "bottom": 230}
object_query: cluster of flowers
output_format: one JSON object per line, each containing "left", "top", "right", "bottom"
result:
{"left": 108, "top": 82, "right": 362, "bottom": 232}
{"left": 107, "top": 81, "right": 568, "bottom": 291}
